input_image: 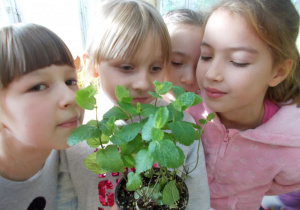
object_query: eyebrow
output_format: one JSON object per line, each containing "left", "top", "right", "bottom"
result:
{"left": 201, "top": 42, "right": 258, "bottom": 54}
{"left": 172, "top": 51, "right": 186, "bottom": 56}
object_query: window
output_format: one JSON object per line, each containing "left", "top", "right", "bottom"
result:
{"left": 157, "top": 0, "right": 221, "bottom": 15}
{"left": 0, "top": 0, "right": 85, "bottom": 58}
{"left": 1, "top": 0, "right": 300, "bottom": 56}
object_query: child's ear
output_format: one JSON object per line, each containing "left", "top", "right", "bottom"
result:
{"left": 84, "top": 53, "right": 99, "bottom": 78}
{"left": 268, "top": 58, "right": 293, "bottom": 87}
{"left": 89, "top": 64, "right": 99, "bottom": 78}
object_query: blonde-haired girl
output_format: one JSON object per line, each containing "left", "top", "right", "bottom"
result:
{"left": 65, "top": 1, "right": 210, "bottom": 209}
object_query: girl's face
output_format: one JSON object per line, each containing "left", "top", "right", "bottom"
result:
{"left": 96, "top": 35, "right": 166, "bottom": 104}
{"left": 167, "top": 25, "right": 202, "bottom": 93}
{"left": 0, "top": 65, "right": 84, "bottom": 150}
{"left": 197, "top": 9, "right": 280, "bottom": 118}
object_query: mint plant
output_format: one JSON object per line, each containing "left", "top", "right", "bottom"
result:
{"left": 67, "top": 81, "right": 214, "bottom": 209}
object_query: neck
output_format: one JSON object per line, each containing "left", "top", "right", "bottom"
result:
{"left": 218, "top": 102, "right": 265, "bottom": 131}
{"left": 0, "top": 131, "right": 52, "bottom": 181}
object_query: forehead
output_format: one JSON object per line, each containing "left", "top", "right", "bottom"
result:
{"left": 203, "top": 9, "right": 264, "bottom": 49}
{"left": 168, "top": 24, "right": 202, "bottom": 34}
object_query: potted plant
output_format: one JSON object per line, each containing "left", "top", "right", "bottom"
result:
{"left": 67, "top": 81, "right": 214, "bottom": 210}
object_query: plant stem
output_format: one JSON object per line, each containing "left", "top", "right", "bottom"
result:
{"left": 188, "top": 121, "right": 208, "bottom": 174}
{"left": 147, "top": 168, "right": 162, "bottom": 200}
{"left": 95, "top": 105, "right": 104, "bottom": 149}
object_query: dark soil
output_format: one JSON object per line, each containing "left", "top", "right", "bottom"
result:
{"left": 115, "top": 170, "right": 189, "bottom": 210}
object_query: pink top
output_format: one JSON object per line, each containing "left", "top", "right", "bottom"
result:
{"left": 187, "top": 93, "right": 300, "bottom": 210}
{"left": 262, "top": 100, "right": 279, "bottom": 124}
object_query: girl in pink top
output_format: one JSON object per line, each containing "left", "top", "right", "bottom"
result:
{"left": 187, "top": 0, "right": 300, "bottom": 209}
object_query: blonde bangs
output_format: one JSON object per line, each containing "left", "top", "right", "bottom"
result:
{"left": 87, "top": 0, "right": 171, "bottom": 69}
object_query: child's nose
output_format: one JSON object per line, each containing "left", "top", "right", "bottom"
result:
{"left": 58, "top": 84, "right": 76, "bottom": 108}
{"left": 132, "top": 71, "right": 151, "bottom": 92}
{"left": 181, "top": 67, "right": 196, "bottom": 85}
{"left": 204, "top": 60, "right": 223, "bottom": 81}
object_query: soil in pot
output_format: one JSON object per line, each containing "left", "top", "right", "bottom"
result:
{"left": 115, "top": 169, "right": 189, "bottom": 210}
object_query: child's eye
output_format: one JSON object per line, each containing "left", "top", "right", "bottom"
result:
{"left": 151, "top": 66, "right": 162, "bottom": 72}
{"left": 171, "top": 61, "right": 183, "bottom": 66}
{"left": 66, "top": 79, "right": 78, "bottom": 86}
{"left": 120, "top": 65, "right": 133, "bottom": 71}
{"left": 231, "top": 61, "right": 249, "bottom": 67}
{"left": 200, "top": 56, "right": 212, "bottom": 61}
{"left": 29, "top": 84, "right": 47, "bottom": 92}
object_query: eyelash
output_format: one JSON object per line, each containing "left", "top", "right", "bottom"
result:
{"left": 120, "top": 65, "right": 133, "bottom": 71}
{"left": 66, "top": 79, "right": 78, "bottom": 86}
{"left": 200, "top": 56, "right": 249, "bottom": 68}
{"left": 29, "top": 84, "right": 47, "bottom": 92}
{"left": 119, "top": 65, "right": 162, "bottom": 73}
{"left": 171, "top": 61, "right": 183, "bottom": 66}
{"left": 231, "top": 62, "right": 249, "bottom": 67}
{"left": 28, "top": 79, "right": 77, "bottom": 92}
{"left": 151, "top": 66, "right": 162, "bottom": 72}
{"left": 200, "top": 56, "right": 212, "bottom": 61}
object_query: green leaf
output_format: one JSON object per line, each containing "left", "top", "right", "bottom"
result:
{"left": 192, "top": 94, "right": 202, "bottom": 106}
{"left": 176, "top": 146, "right": 185, "bottom": 166}
{"left": 75, "top": 84, "right": 97, "bottom": 110}
{"left": 96, "top": 145, "right": 124, "bottom": 172}
{"left": 118, "top": 101, "right": 139, "bottom": 116}
{"left": 170, "top": 100, "right": 182, "bottom": 112}
{"left": 207, "top": 113, "right": 216, "bottom": 121}
{"left": 141, "top": 114, "right": 155, "bottom": 141}
{"left": 176, "top": 92, "right": 195, "bottom": 110}
{"left": 134, "top": 149, "right": 154, "bottom": 174}
{"left": 103, "top": 106, "right": 129, "bottom": 120}
{"left": 136, "top": 102, "right": 141, "bottom": 112}
{"left": 166, "top": 103, "right": 184, "bottom": 122}
{"left": 99, "top": 118, "right": 116, "bottom": 136}
{"left": 67, "top": 124, "right": 101, "bottom": 146}
{"left": 148, "top": 185, "right": 162, "bottom": 201}
{"left": 148, "top": 139, "right": 183, "bottom": 168}
{"left": 101, "top": 133, "right": 110, "bottom": 144}
{"left": 154, "top": 80, "right": 172, "bottom": 95}
{"left": 149, "top": 91, "right": 162, "bottom": 99}
{"left": 86, "top": 119, "right": 98, "bottom": 126}
{"left": 171, "top": 85, "right": 185, "bottom": 99}
{"left": 154, "top": 107, "right": 169, "bottom": 129}
{"left": 84, "top": 152, "right": 106, "bottom": 174}
{"left": 84, "top": 121, "right": 102, "bottom": 148}
{"left": 198, "top": 119, "right": 207, "bottom": 125}
{"left": 140, "top": 104, "right": 159, "bottom": 117}
{"left": 163, "top": 132, "right": 173, "bottom": 140}
{"left": 191, "top": 123, "right": 202, "bottom": 130}
{"left": 121, "top": 154, "right": 135, "bottom": 168}
{"left": 151, "top": 127, "right": 164, "bottom": 141}
{"left": 162, "top": 180, "right": 179, "bottom": 205}
{"left": 119, "top": 134, "right": 143, "bottom": 155}
{"left": 86, "top": 137, "right": 101, "bottom": 148}
{"left": 120, "top": 122, "right": 144, "bottom": 142}
{"left": 168, "top": 121, "right": 196, "bottom": 146}
{"left": 110, "top": 130, "right": 127, "bottom": 145}
{"left": 134, "top": 186, "right": 162, "bottom": 202}
{"left": 126, "top": 172, "right": 142, "bottom": 191}
{"left": 115, "top": 85, "right": 132, "bottom": 103}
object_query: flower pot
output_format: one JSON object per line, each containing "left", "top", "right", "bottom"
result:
{"left": 115, "top": 168, "right": 189, "bottom": 210}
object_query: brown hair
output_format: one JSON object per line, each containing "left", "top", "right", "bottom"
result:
{"left": 207, "top": 0, "right": 300, "bottom": 104}
{"left": 0, "top": 23, "right": 74, "bottom": 89}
